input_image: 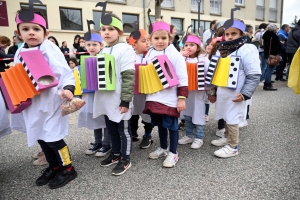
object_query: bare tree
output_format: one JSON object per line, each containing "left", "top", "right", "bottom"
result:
{"left": 291, "top": 15, "right": 299, "bottom": 27}
{"left": 155, "top": 0, "right": 164, "bottom": 19}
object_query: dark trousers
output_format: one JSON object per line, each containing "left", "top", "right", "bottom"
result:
{"left": 38, "top": 139, "right": 72, "bottom": 169}
{"left": 130, "top": 115, "right": 153, "bottom": 137}
{"left": 158, "top": 124, "right": 179, "bottom": 154}
{"left": 104, "top": 115, "right": 132, "bottom": 159}
{"left": 276, "top": 54, "right": 287, "bottom": 80}
{"left": 218, "top": 119, "right": 225, "bottom": 130}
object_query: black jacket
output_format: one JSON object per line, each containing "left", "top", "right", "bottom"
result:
{"left": 172, "top": 35, "right": 180, "bottom": 52}
{"left": 286, "top": 25, "right": 300, "bottom": 54}
{"left": 262, "top": 30, "right": 281, "bottom": 59}
{"left": 0, "top": 52, "right": 14, "bottom": 73}
{"left": 60, "top": 46, "right": 70, "bottom": 61}
{"left": 7, "top": 45, "right": 18, "bottom": 55}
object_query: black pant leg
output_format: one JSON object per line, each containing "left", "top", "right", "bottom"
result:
{"left": 46, "top": 139, "right": 72, "bottom": 169}
{"left": 142, "top": 120, "right": 153, "bottom": 134}
{"left": 130, "top": 115, "right": 139, "bottom": 138}
{"left": 38, "top": 140, "right": 59, "bottom": 168}
{"left": 218, "top": 119, "right": 225, "bottom": 130}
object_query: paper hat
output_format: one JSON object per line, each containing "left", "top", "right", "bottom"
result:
{"left": 96, "top": 1, "right": 123, "bottom": 31}
{"left": 147, "top": 8, "right": 170, "bottom": 34}
{"left": 16, "top": 0, "right": 46, "bottom": 28}
{"left": 185, "top": 35, "right": 201, "bottom": 46}
{"left": 128, "top": 29, "right": 147, "bottom": 45}
{"left": 84, "top": 20, "right": 102, "bottom": 42}
{"left": 223, "top": 8, "right": 246, "bottom": 32}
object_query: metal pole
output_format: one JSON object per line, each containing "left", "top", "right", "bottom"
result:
{"left": 197, "top": 0, "right": 201, "bottom": 36}
{"left": 143, "top": 0, "right": 146, "bottom": 29}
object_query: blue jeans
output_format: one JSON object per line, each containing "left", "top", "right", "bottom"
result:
{"left": 184, "top": 115, "right": 204, "bottom": 139}
{"left": 94, "top": 128, "right": 111, "bottom": 147}
{"left": 264, "top": 64, "right": 276, "bottom": 84}
{"left": 259, "top": 52, "right": 267, "bottom": 81}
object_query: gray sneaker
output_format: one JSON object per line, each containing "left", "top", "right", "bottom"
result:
{"left": 149, "top": 147, "right": 168, "bottom": 159}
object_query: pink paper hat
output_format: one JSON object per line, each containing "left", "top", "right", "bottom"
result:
{"left": 185, "top": 35, "right": 201, "bottom": 46}
{"left": 152, "top": 21, "right": 170, "bottom": 34}
{"left": 16, "top": 13, "right": 46, "bottom": 29}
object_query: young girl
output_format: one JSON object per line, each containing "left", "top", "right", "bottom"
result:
{"left": 78, "top": 30, "right": 111, "bottom": 157}
{"left": 178, "top": 34, "right": 210, "bottom": 149}
{"left": 210, "top": 19, "right": 261, "bottom": 158}
{"left": 144, "top": 20, "right": 188, "bottom": 167}
{"left": 128, "top": 29, "right": 154, "bottom": 149}
{"left": 93, "top": 11, "right": 135, "bottom": 176}
{"left": 14, "top": 9, "right": 77, "bottom": 188}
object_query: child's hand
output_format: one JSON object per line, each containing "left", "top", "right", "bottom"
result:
{"left": 180, "top": 49, "right": 189, "bottom": 57}
{"left": 119, "top": 106, "right": 129, "bottom": 114}
{"left": 177, "top": 98, "right": 186, "bottom": 112}
{"left": 208, "top": 95, "right": 216, "bottom": 103}
{"left": 60, "top": 90, "right": 73, "bottom": 101}
{"left": 232, "top": 93, "right": 244, "bottom": 102}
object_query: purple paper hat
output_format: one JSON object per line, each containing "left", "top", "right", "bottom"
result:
{"left": 223, "top": 8, "right": 246, "bottom": 32}
{"left": 84, "top": 20, "right": 102, "bottom": 43}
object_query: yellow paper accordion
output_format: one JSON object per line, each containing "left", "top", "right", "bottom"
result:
{"left": 186, "top": 62, "right": 205, "bottom": 91}
{"left": 80, "top": 53, "right": 116, "bottom": 91}
{"left": 73, "top": 68, "right": 82, "bottom": 96}
{"left": 205, "top": 55, "right": 241, "bottom": 89}
{"left": 135, "top": 55, "right": 179, "bottom": 94}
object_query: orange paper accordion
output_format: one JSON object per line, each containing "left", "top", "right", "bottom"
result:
{"left": 0, "top": 50, "right": 58, "bottom": 113}
{"left": 135, "top": 55, "right": 179, "bottom": 94}
{"left": 186, "top": 62, "right": 205, "bottom": 91}
{"left": 205, "top": 55, "right": 240, "bottom": 89}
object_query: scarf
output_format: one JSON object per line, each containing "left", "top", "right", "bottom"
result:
{"left": 218, "top": 36, "right": 247, "bottom": 58}
{"left": 277, "top": 29, "right": 288, "bottom": 39}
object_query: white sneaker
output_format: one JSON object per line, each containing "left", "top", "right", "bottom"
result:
{"left": 211, "top": 137, "right": 227, "bottom": 147}
{"left": 239, "top": 120, "right": 248, "bottom": 128}
{"left": 148, "top": 147, "right": 168, "bottom": 159}
{"left": 178, "top": 136, "right": 194, "bottom": 144}
{"left": 259, "top": 81, "right": 264, "bottom": 86}
{"left": 163, "top": 152, "right": 179, "bottom": 168}
{"left": 205, "top": 115, "right": 209, "bottom": 122}
{"left": 191, "top": 138, "right": 203, "bottom": 149}
{"left": 214, "top": 145, "right": 239, "bottom": 158}
{"left": 216, "top": 128, "right": 225, "bottom": 138}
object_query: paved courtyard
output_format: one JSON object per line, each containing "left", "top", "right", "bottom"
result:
{"left": 1, "top": 80, "right": 300, "bottom": 200}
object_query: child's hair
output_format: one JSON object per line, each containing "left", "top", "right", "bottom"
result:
{"left": 69, "top": 57, "right": 78, "bottom": 66}
{"left": 150, "top": 20, "right": 174, "bottom": 42}
{"left": 185, "top": 33, "right": 206, "bottom": 57}
{"left": 16, "top": 9, "right": 47, "bottom": 35}
{"left": 48, "top": 36, "right": 59, "bottom": 46}
{"left": 0, "top": 36, "right": 11, "bottom": 46}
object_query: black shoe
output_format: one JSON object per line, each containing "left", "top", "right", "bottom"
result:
{"left": 100, "top": 152, "right": 120, "bottom": 167}
{"left": 111, "top": 158, "right": 131, "bottom": 176}
{"left": 271, "top": 81, "right": 275, "bottom": 83}
{"left": 85, "top": 143, "right": 102, "bottom": 155}
{"left": 263, "top": 85, "right": 277, "bottom": 91}
{"left": 48, "top": 167, "right": 77, "bottom": 189}
{"left": 279, "top": 78, "right": 287, "bottom": 82}
{"left": 132, "top": 137, "right": 140, "bottom": 142}
{"left": 36, "top": 167, "right": 59, "bottom": 186}
{"left": 139, "top": 136, "right": 153, "bottom": 149}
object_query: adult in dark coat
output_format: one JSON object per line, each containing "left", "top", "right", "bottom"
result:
{"left": 60, "top": 41, "right": 70, "bottom": 62}
{"left": 262, "top": 23, "right": 281, "bottom": 91}
{"left": 170, "top": 25, "right": 180, "bottom": 51}
{"left": 286, "top": 20, "right": 300, "bottom": 78}
{"left": 276, "top": 24, "right": 290, "bottom": 81}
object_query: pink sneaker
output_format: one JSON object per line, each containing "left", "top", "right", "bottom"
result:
{"left": 32, "top": 151, "right": 45, "bottom": 159}
{"left": 33, "top": 155, "right": 48, "bottom": 166}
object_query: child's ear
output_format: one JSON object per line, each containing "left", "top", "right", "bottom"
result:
{"left": 45, "top": 30, "right": 50, "bottom": 38}
{"left": 132, "top": 42, "right": 137, "bottom": 49}
{"left": 118, "top": 30, "right": 124, "bottom": 36}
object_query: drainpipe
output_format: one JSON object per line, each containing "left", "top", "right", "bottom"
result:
{"left": 143, "top": 0, "right": 146, "bottom": 29}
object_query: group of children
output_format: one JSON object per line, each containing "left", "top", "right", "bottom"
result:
{"left": 0, "top": 3, "right": 261, "bottom": 189}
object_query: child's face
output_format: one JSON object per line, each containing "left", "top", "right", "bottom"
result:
{"left": 151, "top": 30, "right": 170, "bottom": 51}
{"left": 100, "top": 25, "right": 120, "bottom": 46}
{"left": 69, "top": 60, "right": 76, "bottom": 69}
{"left": 184, "top": 42, "right": 198, "bottom": 57}
{"left": 133, "top": 35, "right": 150, "bottom": 54}
{"left": 85, "top": 41, "right": 102, "bottom": 56}
{"left": 18, "top": 22, "right": 48, "bottom": 48}
{"left": 206, "top": 44, "right": 213, "bottom": 54}
{"left": 224, "top": 27, "right": 243, "bottom": 41}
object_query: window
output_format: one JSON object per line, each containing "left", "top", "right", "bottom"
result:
{"left": 93, "top": 11, "right": 102, "bottom": 31}
{"left": 269, "top": 0, "right": 277, "bottom": 21}
{"left": 256, "top": 0, "right": 264, "bottom": 19}
{"left": 60, "top": 8, "right": 83, "bottom": 30}
{"left": 235, "top": 0, "right": 244, "bottom": 5}
{"left": 191, "top": 0, "right": 204, "bottom": 12}
{"left": 109, "top": 0, "right": 126, "bottom": 2}
{"left": 122, "top": 14, "right": 139, "bottom": 33}
{"left": 171, "top": 18, "right": 183, "bottom": 35}
{"left": 191, "top": 19, "right": 211, "bottom": 34}
{"left": 161, "top": 0, "right": 174, "bottom": 8}
{"left": 20, "top": 3, "right": 48, "bottom": 28}
{"left": 210, "top": 0, "right": 222, "bottom": 14}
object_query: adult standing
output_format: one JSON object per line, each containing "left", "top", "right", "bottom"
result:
{"left": 203, "top": 20, "right": 218, "bottom": 46}
{"left": 48, "top": 36, "right": 59, "bottom": 47}
{"left": 286, "top": 20, "right": 300, "bottom": 78}
{"left": 262, "top": 23, "right": 281, "bottom": 91}
{"left": 276, "top": 24, "right": 290, "bottom": 81}
{"left": 7, "top": 36, "right": 18, "bottom": 55}
{"left": 76, "top": 37, "right": 87, "bottom": 60}
{"left": 170, "top": 25, "right": 180, "bottom": 51}
{"left": 245, "top": 25, "right": 254, "bottom": 43}
{"left": 0, "top": 36, "right": 13, "bottom": 73}
{"left": 255, "top": 23, "right": 268, "bottom": 83}
{"left": 60, "top": 41, "right": 70, "bottom": 61}
{"left": 70, "top": 34, "right": 81, "bottom": 58}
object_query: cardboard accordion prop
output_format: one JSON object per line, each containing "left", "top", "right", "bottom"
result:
{"left": 73, "top": 68, "right": 82, "bottom": 96}
{"left": 19, "top": 50, "right": 58, "bottom": 91}
{"left": 0, "top": 63, "right": 40, "bottom": 113}
{"left": 186, "top": 62, "right": 205, "bottom": 91}
{"left": 205, "top": 55, "right": 240, "bottom": 89}
{"left": 137, "top": 55, "right": 179, "bottom": 94}
{"left": 80, "top": 54, "right": 116, "bottom": 91}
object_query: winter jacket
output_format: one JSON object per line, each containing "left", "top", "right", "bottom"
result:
{"left": 286, "top": 25, "right": 300, "bottom": 54}
{"left": 172, "top": 35, "right": 180, "bottom": 51}
{"left": 0, "top": 52, "right": 14, "bottom": 73}
{"left": 262, "top": 30, "right": 281, "bottom": 59}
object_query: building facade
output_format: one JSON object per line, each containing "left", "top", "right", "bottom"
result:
{"left": 1, "top": 0, "right": 283, "bottom": 46}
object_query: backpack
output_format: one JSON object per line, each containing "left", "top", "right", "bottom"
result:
{"left": 259, "top": 31, "right": 264, "bottom": 48}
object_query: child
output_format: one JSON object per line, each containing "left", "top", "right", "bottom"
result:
{"left": 15, "top": 9, "right": 77, "bottom": 188}
{"left": 178, "top": 34, "right": 209, "bottom": 149}
{"left": 144, "top": 20, "right": 188, "bottom": 167}
{"left": 210, "top": 18, "right": 261, "bottom": 158}
{"left": 68, "top": 57, "right": 78, "bottom": 69}
{"left": 93, "top": 10, "right": 135, "bottom": 175}
{"left": 128, "top": 29, "right": 154, "bottom": 148}
{"left": 78, "top": 29, "right": 111, "bottom": 157}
